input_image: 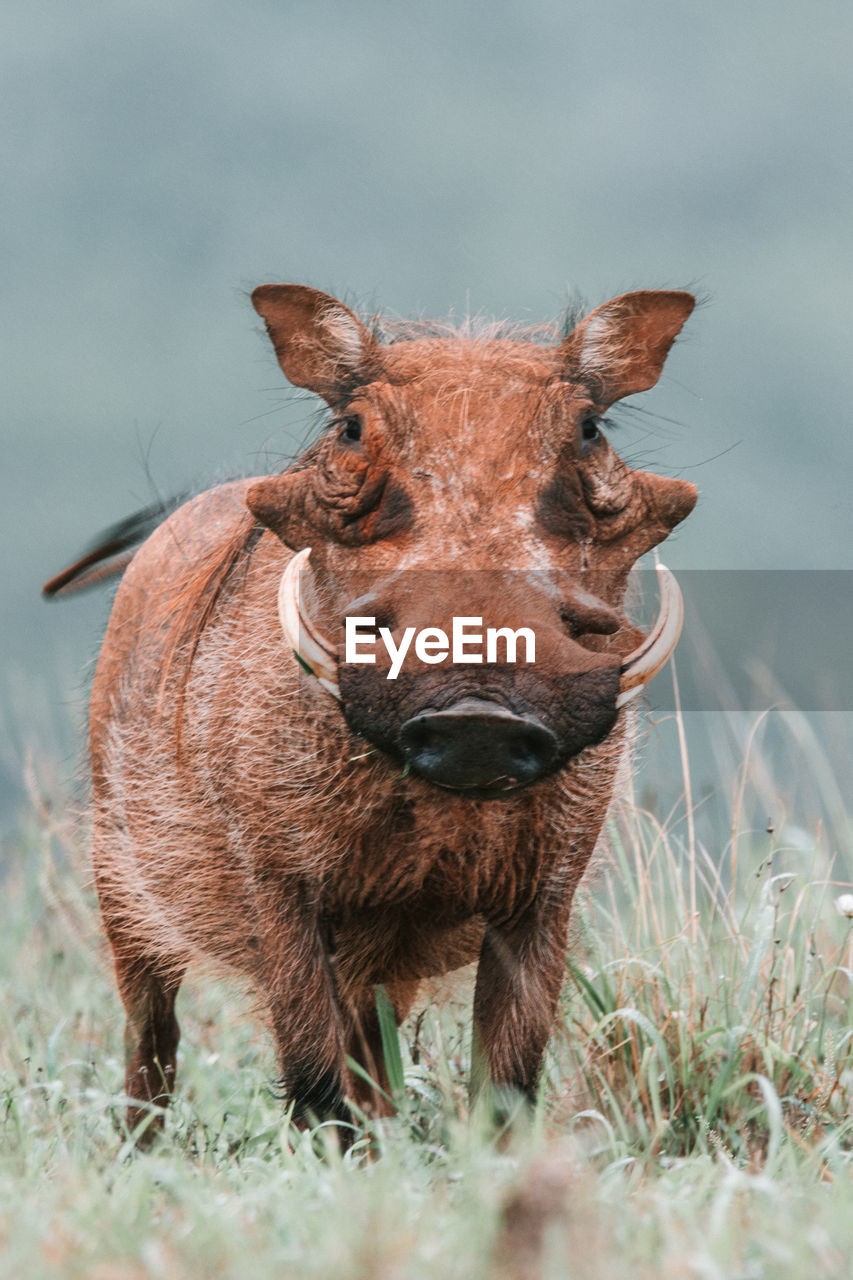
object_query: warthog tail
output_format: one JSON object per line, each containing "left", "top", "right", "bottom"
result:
{"left": 42, "top": 495, "right": 185, "bottom": 598}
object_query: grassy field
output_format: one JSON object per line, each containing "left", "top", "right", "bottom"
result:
{"left": 2, "top": 709, "right": 853, "bottom": 1279}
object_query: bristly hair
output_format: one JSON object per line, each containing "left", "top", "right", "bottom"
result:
{"left": 369, "top": 314, "right": 562, "bottom": 345}
{"left": 366, "top": 295, "right": 590, "bottom": 347}
{"left": 559, "top": 298, "right": 590, "bottom": 341}
{"left": 159, "top": 512, "right": 265, "bottom": 764}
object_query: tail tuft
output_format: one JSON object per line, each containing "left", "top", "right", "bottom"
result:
{"left": 42, "top": 496, "right": 185, "bottom": 598}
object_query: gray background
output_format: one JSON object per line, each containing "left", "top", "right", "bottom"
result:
{"left": 5, "top": 0, "right": 853, "bottom": 827}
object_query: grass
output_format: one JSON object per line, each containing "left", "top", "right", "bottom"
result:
{"left": 2, "top": 706, "right": 853, "bottom": 1278}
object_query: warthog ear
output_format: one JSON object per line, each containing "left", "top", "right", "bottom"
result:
{"left": 561, "top": 290, "right": 695, "bottom": 405}
{"left": 252, "top": 285, "right": 380, "bottom": 402}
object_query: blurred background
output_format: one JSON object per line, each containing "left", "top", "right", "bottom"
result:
{"left": 4, "top": 0, "right": 853, "bottom": 838}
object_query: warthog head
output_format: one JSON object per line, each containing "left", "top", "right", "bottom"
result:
{"left": 247, "top": 286, "right": 696, "bottom": 797}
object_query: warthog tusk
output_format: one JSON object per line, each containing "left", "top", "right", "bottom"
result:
{"left": 616, "top": 563, "right": 684, "bottom": 708}
{"left": 277, "top": 548, "right": 341, "bottom": 700}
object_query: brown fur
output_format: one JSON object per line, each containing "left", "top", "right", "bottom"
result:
{"left": 87, "top": 285, "right": 698, "bottom": 1143}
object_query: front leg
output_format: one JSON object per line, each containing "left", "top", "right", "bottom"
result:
{"left": 471, "top": 888, "right": 574, "bottom": 1114}
{"left": 255, "top": 888, "right": 352, "bottom": 1131}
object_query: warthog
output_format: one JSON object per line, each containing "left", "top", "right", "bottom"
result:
{"left": 50, "top": 284, "right": 697, "bottom": 1141}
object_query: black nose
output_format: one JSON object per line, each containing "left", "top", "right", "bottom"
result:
{"left": 399, "top": 698, "right": 559, "bottom": 793}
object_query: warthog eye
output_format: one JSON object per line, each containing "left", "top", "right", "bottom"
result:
{"left": 580, "top": 417, "right": 602, "bottom": 448}
{"left": 340, "top": 417, "right": 363, "bottom": 443}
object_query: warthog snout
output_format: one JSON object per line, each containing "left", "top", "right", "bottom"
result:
{"left": 399, "top": 698, "right": 559, "bottom": 793}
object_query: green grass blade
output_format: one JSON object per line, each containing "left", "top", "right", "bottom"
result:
{"left": 375, "top": 984, "right": 406, "bottom": 1102}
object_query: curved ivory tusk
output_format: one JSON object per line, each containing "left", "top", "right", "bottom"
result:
{"left": 616, "top": 563, "right": 684, "bottom": 708}
{"left": 277, "top": 548, "right": 341, "bottom": 699}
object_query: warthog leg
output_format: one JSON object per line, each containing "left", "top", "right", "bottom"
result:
{"left": 257, "top": 896, "right": 352, "bottom": 1135}
{"left": 472, "top": 890, "right": 574, "bottom": 1120}
{"left": 108, "top": 940, "right": 185, "bottom": 1146}
{"left": 261, "top": 897, "right": 421, "bottom": 1140}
